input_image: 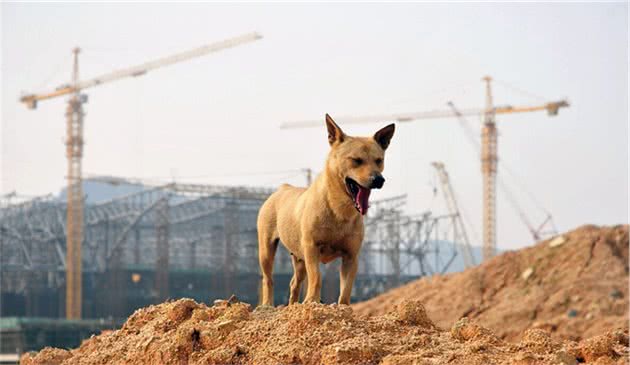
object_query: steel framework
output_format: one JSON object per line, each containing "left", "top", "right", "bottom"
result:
{"left": 1, "top": 180, "right": 466, "bottom": 317}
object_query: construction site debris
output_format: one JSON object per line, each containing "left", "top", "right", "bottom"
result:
{"left": 549, "top": 235, "right": 567, "bottom": 248}
{"left": 521, "top": 267, "right": 535, "bottom": 281}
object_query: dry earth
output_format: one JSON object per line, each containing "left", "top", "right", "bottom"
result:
{"left": 21, "top": 225, "right": 629, "bottom": 364}
{"left": 353, "top": 225, "right": 629, "bottom": 342}
{"left": 21, "top": 299, "right": 629, "bottom": 365}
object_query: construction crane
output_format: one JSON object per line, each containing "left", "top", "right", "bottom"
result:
{"left": 19, "top": 32, "right": 262, "bottom": 319}
{"left": 431, "top": 162, "right": 475, "bottom": 268}
{"left": 280, "top": 76, "right": 569, "bottom": 263}
{"left": 446, "top": 101, "right": 558, "bottom": 243}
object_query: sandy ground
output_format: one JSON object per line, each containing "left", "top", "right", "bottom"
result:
{"left": 21, "top": 225, "right": 629, "bottom": 364}
{"left": 20, "top": 298, "right": 628, "bottom": 364}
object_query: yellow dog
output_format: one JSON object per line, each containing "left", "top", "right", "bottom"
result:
{"left": 257, "top": 114, "right": 395, "bottom": 305}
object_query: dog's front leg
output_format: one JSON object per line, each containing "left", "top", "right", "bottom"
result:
{"left": 338, "top": 255, "right": 358, "bottom": 305}
{"left": 302, "top": 242, "right": 322, "bottom": 303}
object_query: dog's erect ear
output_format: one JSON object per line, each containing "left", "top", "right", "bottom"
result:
{"left": 373, "top": 124, "right": 395, "bottom": 150}
{"left": 325, "top": 114, "right": 345, "bottom": 146}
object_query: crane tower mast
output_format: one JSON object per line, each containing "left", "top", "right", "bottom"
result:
{"left": 481, "top": 76, "right": 497, "bottom": 261}
{"left": 65, "top": 48, "right": 85, "bottom": 319}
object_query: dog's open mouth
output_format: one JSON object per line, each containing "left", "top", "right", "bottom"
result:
{"left": 345, "top": 177, "right": 371, "bottom": 216}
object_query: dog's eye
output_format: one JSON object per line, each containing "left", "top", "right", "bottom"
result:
{"left": 375, "top": 158, "right": 383, "bottom": 166}
{"left": 351, "top": 158, "right": 363, "bottom": 166}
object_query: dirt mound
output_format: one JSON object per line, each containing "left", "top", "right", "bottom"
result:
{"left": 353, "top": 225, "right": 629, "bottom": 342}
{"left": 21, "top": 298, "right": 628, "bottom": 365}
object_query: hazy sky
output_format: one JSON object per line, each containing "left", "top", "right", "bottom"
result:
{"left": 2, "top": 3, "right": 628, "bottom": 250}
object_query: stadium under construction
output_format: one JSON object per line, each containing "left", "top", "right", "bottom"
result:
{"left": 1, "top": 177, "right": 467, "bottom": 322}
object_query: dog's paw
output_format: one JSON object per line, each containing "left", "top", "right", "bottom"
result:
{"left": 253, "top": 304, "right": 275, "bottom": 312}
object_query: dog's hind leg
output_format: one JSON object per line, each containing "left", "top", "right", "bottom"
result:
{"left": 258, "top": 228, "right": 278, "bottom": 306}
{"left": 288, "top": 255, "right": 306, "bottom": 305}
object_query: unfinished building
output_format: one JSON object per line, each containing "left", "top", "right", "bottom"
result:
{"left": 1, "top": 178, "right": 464, "bottom": 320}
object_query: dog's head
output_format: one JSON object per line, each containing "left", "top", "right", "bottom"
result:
{"left": 324, "top": 113, "right": 395, "bottom": 216}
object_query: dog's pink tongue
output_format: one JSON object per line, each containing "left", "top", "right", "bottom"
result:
{"left": 356, "top": 186, "right": 371, "bottom": 215}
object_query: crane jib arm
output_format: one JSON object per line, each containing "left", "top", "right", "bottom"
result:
{"left": 20, "top": 32, "right": 263, "bottom": 109}
{"left": 279, "top": 100, "right": 569, "bottom": 129}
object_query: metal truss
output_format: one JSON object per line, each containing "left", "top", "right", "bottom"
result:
{"left": 356, "top": 196, "right": 462, "bottom": 297}
{"left": 1, "top": 180, "right": 465, "bottom": 302}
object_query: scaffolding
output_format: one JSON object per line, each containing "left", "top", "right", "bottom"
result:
{"left": 1, "top": 179, "right": 465, "bottom": 318}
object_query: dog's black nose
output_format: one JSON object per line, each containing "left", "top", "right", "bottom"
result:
{"left": 371, "top": 175, "right": 385, "bottom": 189}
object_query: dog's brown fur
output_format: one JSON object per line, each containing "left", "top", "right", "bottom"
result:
{"left": 257, "top": 114, "right": 395, "bottom": 305}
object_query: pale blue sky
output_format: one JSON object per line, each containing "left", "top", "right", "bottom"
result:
{"left": 2, "top": 3, "right": 628, "bottom": 249}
